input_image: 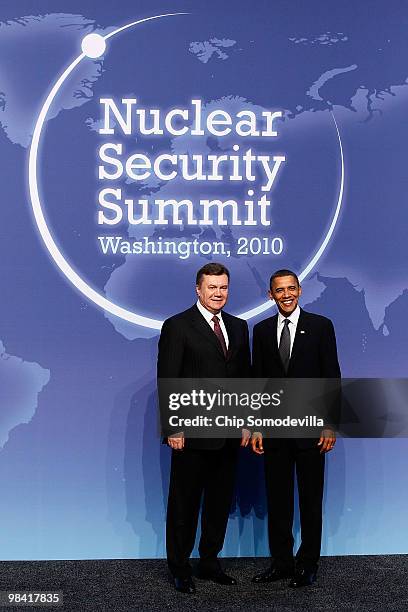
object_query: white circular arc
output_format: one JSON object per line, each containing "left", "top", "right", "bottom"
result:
{"left": 239, "top": 111, "right": 345, "bottom": 320}
{"left": 29, "top": 16, "right": 344, "bottom": 330}
{"left": 29, "top": 14, "right": 188, "bottom": 330}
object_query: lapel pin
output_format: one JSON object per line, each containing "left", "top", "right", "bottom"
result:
{"left": 300, "top": 330, "right": 305, "bottom": 334}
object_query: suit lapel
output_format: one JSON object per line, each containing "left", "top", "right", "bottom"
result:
{"left": 190, "top": 305, "right": 225, "bottom": 357}
{"left": 222, "top": 313, "right": 236, "bottom": 361}
{"left": 290, "top": 308, "right": 308, "bottom": 364}
{"left": 268, "top": 314, "right": 280, "bottom": 360}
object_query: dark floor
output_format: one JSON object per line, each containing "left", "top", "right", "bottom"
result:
{"left": 1, "top": 556, "right": 407, "bottom": 611}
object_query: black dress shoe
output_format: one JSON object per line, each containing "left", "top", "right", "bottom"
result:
{"left": 196, "top": 569, "right": 237, "bottom": 585}
{"left": 252, "top": 566, "right": 294, "bottom": 583}
{"left": 174, "top": 576, "right": 196, "bottom": 594}
{"left": 289, "top": 569, "right": 317, "bottom": 588}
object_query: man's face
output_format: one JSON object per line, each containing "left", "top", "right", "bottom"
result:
{"left": 196, "top": 274, "right": 229, "bottom": 314}
{"left": 269, "top": 275, "right": 302, "bottom": 316}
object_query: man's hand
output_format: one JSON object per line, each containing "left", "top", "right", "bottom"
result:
{"left": 317, "top": 429, "right": 336, "bottom": 453}
{"left": 240, "top": 428, "right": 251, "bottom": 447}
{"left": 251, "top": 432, "right": 264, "bottom": 455}
{"left": 168, "top": 433, "right": 184, "bottom": 450}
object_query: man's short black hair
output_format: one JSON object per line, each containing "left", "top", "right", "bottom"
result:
{"left": 196, "top": 262, "right": 230, "bottom": 286}
{"left": 269, "top": 269, "right": 300, "bottom": 289}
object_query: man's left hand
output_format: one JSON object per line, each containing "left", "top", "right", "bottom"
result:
{"left": 240, "top": 429, "right": 251, "bottom": 447}
{"left": 317, "top": 429, "right": 336, "bottom": 453}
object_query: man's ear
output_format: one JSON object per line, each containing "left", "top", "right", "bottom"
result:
{"left": 195, "top": 285, "right": 200, "bottom": 296}
{"left": 268, "top": 289, "right": 273, "bottom": 300}
{"left": 298, "top": 285, "right": 302, "bottom": 297}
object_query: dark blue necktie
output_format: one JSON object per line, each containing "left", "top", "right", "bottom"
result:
{"left": 279, "top": 318, "right": 291, "bottom": 372}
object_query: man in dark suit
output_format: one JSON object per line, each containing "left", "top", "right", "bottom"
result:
{"left": 251, "top": 269, "right": 340, "bottom": 588}
{"left": 157, "top": 262, "right": 251, "bottom": 594}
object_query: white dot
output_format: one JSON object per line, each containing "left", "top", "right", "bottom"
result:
{"left": 233, "top": 144, "right": 240, "bottom": 151}
{"left": 81, "top": 33, "right": 106, "bottom": 59}
{"left": 247, "top": 189, "right": 254, "bottom": 196}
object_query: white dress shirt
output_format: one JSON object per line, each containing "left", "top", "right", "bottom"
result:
{"left": 277, "top": 305, "right": 300, "bottom": 358}
{"left": 196, "top": 300, "right": 229, "bottom": 349}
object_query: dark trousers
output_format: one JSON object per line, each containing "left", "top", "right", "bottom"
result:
{"left": 264, "top": 440, "right": 325, "bottom": 571}
{"left": 166, "top": 444, "right": 238, "bottom": 578}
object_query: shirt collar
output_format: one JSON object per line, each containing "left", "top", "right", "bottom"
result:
{"left": 278, "top": 305, "right": 300, "bottom": 328}
{"left": 196, "top": 299, "right": 223, "bottom": 323}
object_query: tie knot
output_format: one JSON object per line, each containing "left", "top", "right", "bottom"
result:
{"left": 212, "top": 315, "right": 219, "bottom": 324}
{"left": 283, "top": 318, "right": 290, "bottom": 326}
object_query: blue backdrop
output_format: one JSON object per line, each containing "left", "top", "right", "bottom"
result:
{"left": 0, "top": 0, "right": 407, "bottom": 560}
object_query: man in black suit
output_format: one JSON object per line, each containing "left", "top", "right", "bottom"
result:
{"left": 157, "top": 262, "right": 251, "bottom": 594}
{"left": 251, "top": 269, "right": 340, "bottom": 588}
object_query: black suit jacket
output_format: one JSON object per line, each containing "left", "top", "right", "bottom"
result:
{"left": 252, "top": 308, "right": 341, "bottom": 448}
{"left": 158, "top": 305, "right": 251, "bottom": 449}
